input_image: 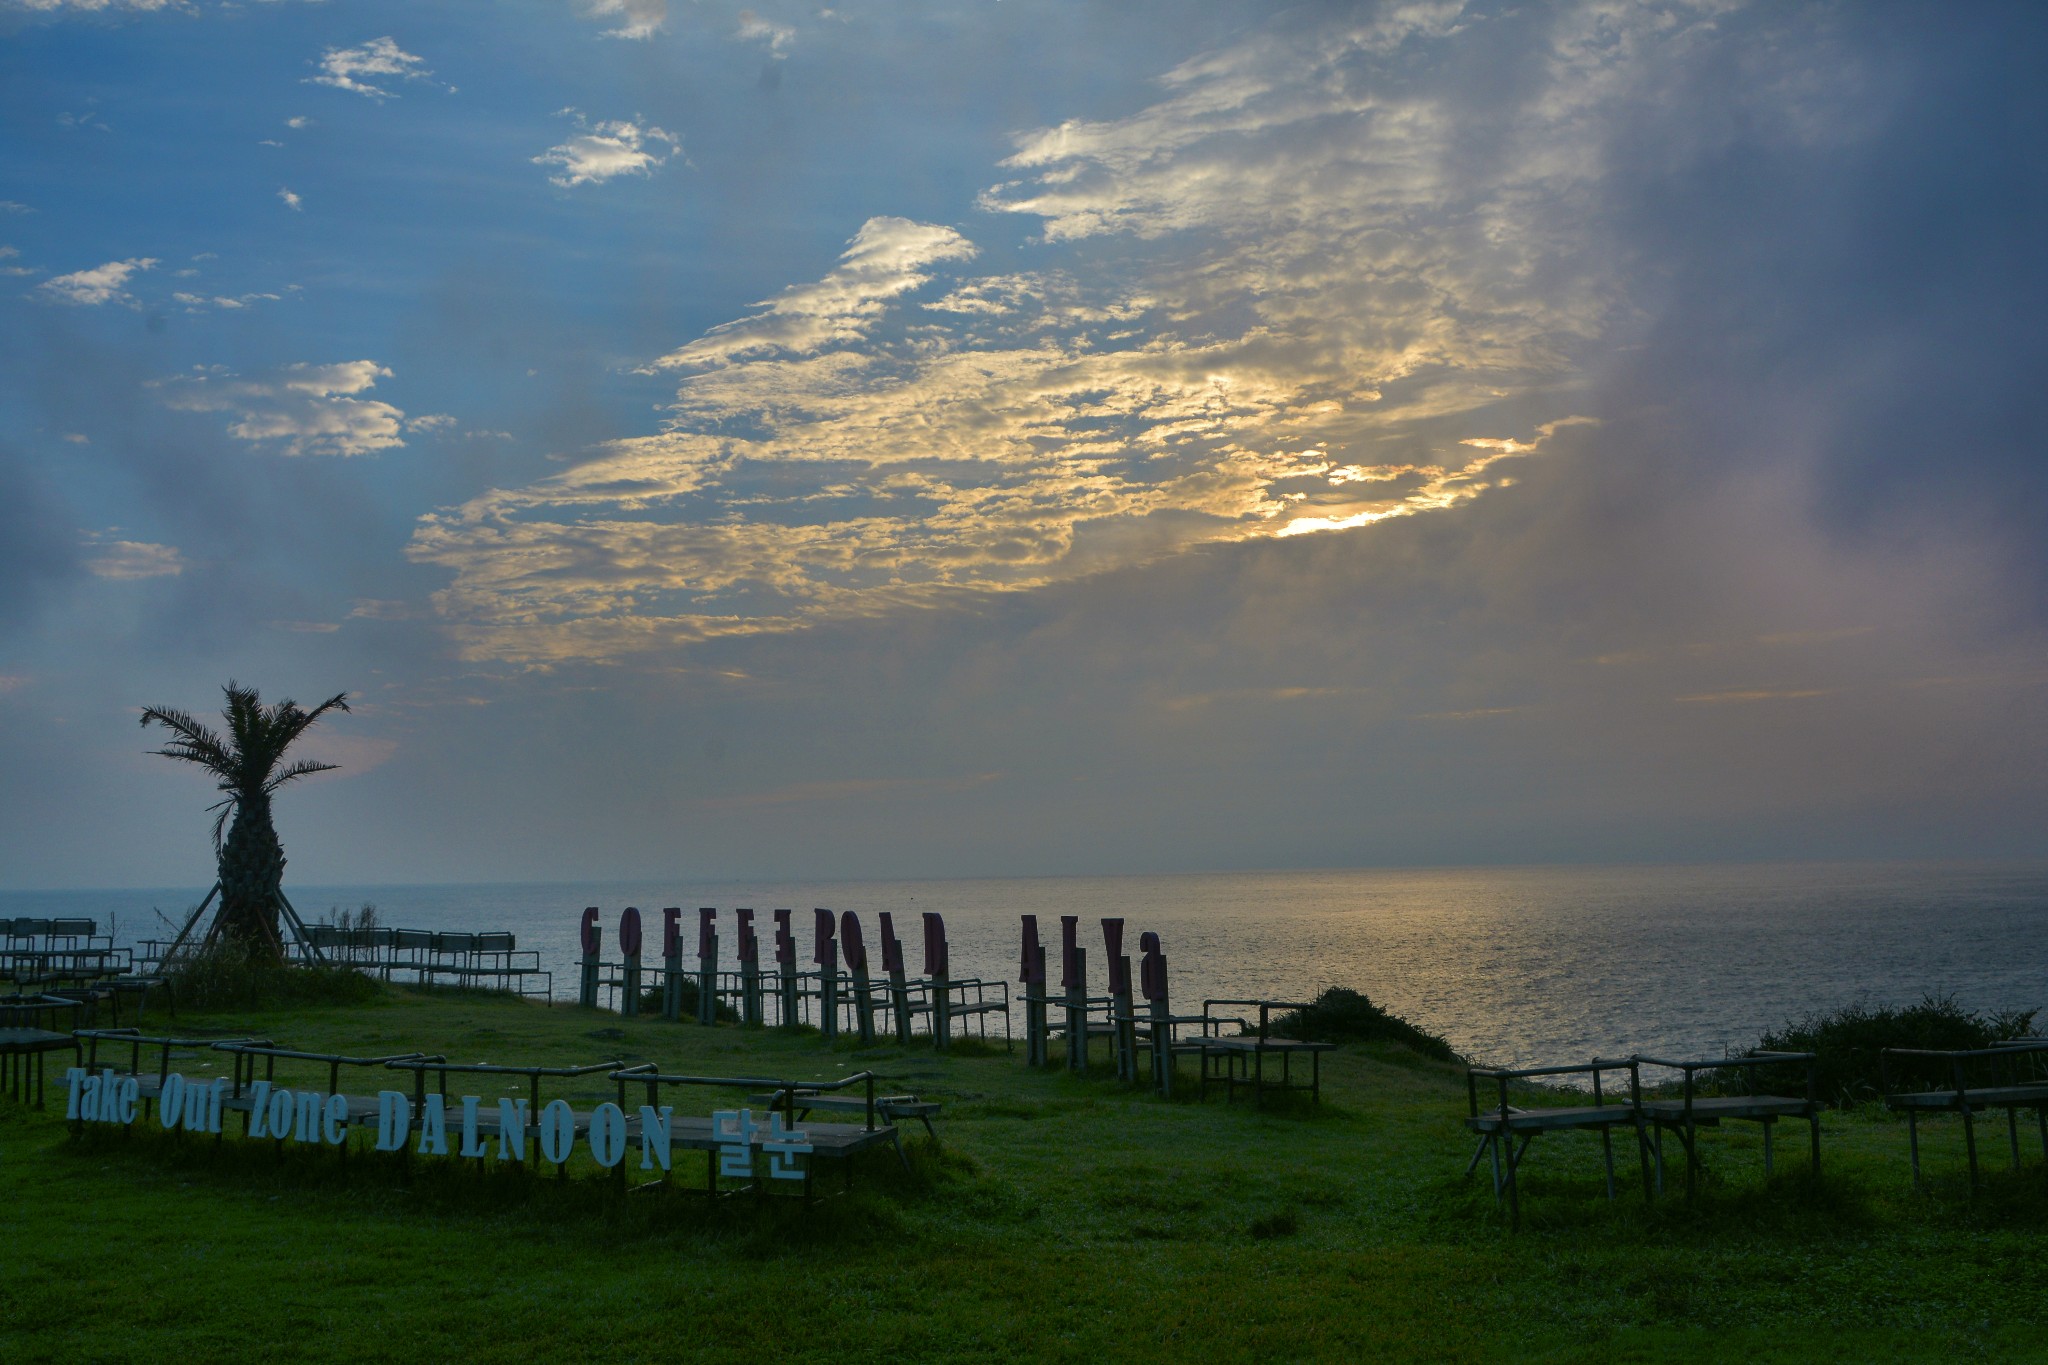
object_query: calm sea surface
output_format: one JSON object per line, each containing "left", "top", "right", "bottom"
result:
{"left": 9, "top": 863, "right": 2045, "bottom": 1066}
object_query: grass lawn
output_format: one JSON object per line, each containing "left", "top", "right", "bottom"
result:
{"left": 4, "top": 984, "right": 2046, "bottom": 1362}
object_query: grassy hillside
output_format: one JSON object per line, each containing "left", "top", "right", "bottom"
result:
{"left": 4, "top": 984, "right": 2045, "bottom": 1363}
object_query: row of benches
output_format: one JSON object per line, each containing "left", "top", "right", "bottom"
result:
{"left": 1467, "top": 1040, "right": 2048, "bottom": 1227}
{"left": 1040, "top": 991, "right": 1338, "bottom": 1104}
{"left": 3, "top": 918, "right": 111, "bottom": 948}
{"left": 276, "top": 926, "right": 552, "bottom": 998}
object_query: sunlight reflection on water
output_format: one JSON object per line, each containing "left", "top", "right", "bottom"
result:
{"left": 21, "top": 862, "right": 2047, "bottom": 1066}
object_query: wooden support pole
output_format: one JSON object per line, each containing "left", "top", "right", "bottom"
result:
{"left": 1101, "top": 919, "right": 1132, "bottom": 1082}
{"left": 1020, "top": 915, "right": 1047, "bottom": 1068}
{"left": 1113, "top": 960, "right": 1135, "bottom": 1083}
{"left": 879, "top": 912, "right": 912, "bottom": 1044}
{"left": 1150, "top": 979, "right": 1172, "bottom": 1097}
{"left": 1139, "top": 932, "right": 1170, "bottom": 1096}
{"left": 736, "top": 909, "right": 761, "bottom": 1026}
{"left": 923, "top": 912, "right": 950, "bottom": 1051}
{"left": 274, "top": 890, "right": 327, "bottom": 965}
{"left": 160, "top": 883, "right": 220, "bottom": 966}
{"left": 815, "top": 909, "right": 839, "bottom": 1044}
{"left": 1065, "top": 947, "right": 1088, "bottom": 1073}
{"left": 852, "top": 967, "right": 874, "bottom": 1044}
{"left": 774, "top": 907, "right": 798, "bottom": 1027}
{"left": 660, "top": 908, "right": 683, "bottom": 1021}
{"left": 841, "top": 911, "right": 873, "bottom": 1045}
{"left": 577, "top": 907, "right": 601, "bottom": 1009}
{"left": 1026, "top": 946, "right": 1048, "bottom": 1067}
{"left": 619, "top": 907, "right": 643, "bottom": 1018}
{"left": 696, "top": 908, "right": 718, "bottom": 1026}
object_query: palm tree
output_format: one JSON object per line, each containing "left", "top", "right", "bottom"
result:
{"left": 140, "top": 681, "right": 351, "bottom": 957}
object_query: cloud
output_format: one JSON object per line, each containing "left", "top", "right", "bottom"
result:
{"left": 37, "top": 257, "right": 156, "bottom": 306}
{"left": 81, "top": 533, "right": 183, "bottom": 579}
{"left": 652, "top": 217, "right": 975, "bottom": 367}
{"left": 532, "top": 112, "right": 678, "bottom": 188}
{"left": 12, "top": 0, "right": 175, "bottom": 9}
{"left": 736, "top": 10, "right": 794, "bottom": 58}
{"left": 286, "top": 116, "right": 309, "bottom": 129}
{"left": 172, "top": 290, "right": 283, "bottom": 312}
{"left": 162, "top": 360, "right": 408, "bottom": 457}
{"left": 405, "top": 1, "right": 2048, "bottom": 684}
{"left": 580, "top": 0, "right": 665, "bottom": 40}
{"left": 308, "top": 37, "right": 430, "bottom": 100}
{"left": 278, "top": 187, "right": 303, "bottom": 211}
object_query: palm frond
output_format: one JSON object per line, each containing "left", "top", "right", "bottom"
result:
{"left": 208, "top": 796, "right": 234, "bottom": 854}
{"left": 145, "top": 681, "right": 354, "bottom": 854}
{"left": 221, "top": 681, "right": 268, "bottom": 781}
{"left": 267, "top": 691, "right": 352, "bottom": 762}
{"left": 139, "top": 705, "right": 238, "bottom": 779}
{"left": 264, "top": 758, "right": 340, "bottom": 795}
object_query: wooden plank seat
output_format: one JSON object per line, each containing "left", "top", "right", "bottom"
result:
{"left": 748, "top": 1090, "right": 941, "bottom": 1139}
{"left": 613, "top": 1063, "right": 906, "bottom": 1180}
{"left": 1632, "top": 1052, "right": 1821, "bottom": 1200}
{"left": 1468, "top": 1102, "right": 1641, "bottom": 1133}
{"left": 1134, "top": 1013, "right": 1227, "bottom": 1056}
{"left": 1882, "top": 1040, "right": 2048, "bottom": 1187}
{"left": 1465, "top": 1059, "right": 1645, "bottom": 1229}
{"left": 929, "top": 978, "right": 1012, "bottom": 1049}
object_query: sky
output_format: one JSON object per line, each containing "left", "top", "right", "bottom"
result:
{"left": 3, "top": 0, "right": 2047, "bottom": 890}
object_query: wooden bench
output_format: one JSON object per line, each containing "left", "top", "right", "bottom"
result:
{"left": 613, "top": 1063, "right": 907, "bottom": 1186}
{"left": 937, "top": 977, "right": 1011, "bottom": 1049}
{"left": 1466, "top": 1059, "right": 1645, "bottom": 1229}
{"left": 1, "top": 996, "right": 90, "bottom": 1107}
{"left": 77, "top": 1045, "right": 903, "bottom": 1195}
{"left": 1633, "top": 1052, "right": 1821, "bottom": 1199}
{"left": 1196, "top": 1000, "right": 1337, "bottom": 1106}
{"left": 1882, "top": 1039, "right": 2048, "bottom": 1188}
{"left": 749, "top": 1089, "right": 941, "bottom": 1140}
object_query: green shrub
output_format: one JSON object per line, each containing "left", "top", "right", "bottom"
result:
{"left": 637, "top": 978, "right": 741, "bottom": 1023}
{"left": 1269, "top": 988, "right": 1461, "bottom": 1062}
{"left": 166, "top": 938, "right": 380, "bottom": 1012}
{"left": 1753, "top": 995, "right": 2039, "bottom": 1108}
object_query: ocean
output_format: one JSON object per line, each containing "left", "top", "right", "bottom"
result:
{"left": 8, "top": 862, "right": 2045, "bottom": 1066}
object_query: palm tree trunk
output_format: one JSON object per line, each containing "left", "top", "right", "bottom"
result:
{"left": 217, "top": 797, "right": 286, "bottom": 959}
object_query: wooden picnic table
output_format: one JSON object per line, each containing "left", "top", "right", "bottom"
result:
{"left": 1882, "top": 1039, "right": 2048, "bottom": 1188}
{"left": 1632, "top": 1052, "right": 1821, "bottom": 1199}
{"left": 1465, "top": 1058, "right": 1645, "bottom": 1229}
{"left": 1, "top": 996, "right": 89, "bottom": 1107}
{"left": 1196, "top": 999, "right": 1337, "bottom": 1106}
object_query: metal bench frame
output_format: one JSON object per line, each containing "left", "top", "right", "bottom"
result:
{"left": 1882, "top": 1039, "right": 2048, "bottom": 1189}
{"left": 1464, "top": 1058, "right": 1644, "bottom": 1230}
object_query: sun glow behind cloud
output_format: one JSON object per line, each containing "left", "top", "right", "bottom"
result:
{"left": 405, "top": 7, "right": 1693, "bottom": 665}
